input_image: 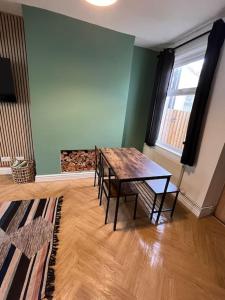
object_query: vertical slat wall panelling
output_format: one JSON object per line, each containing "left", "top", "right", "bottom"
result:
{"left": 0, "top": 12, "right": 34, "bottom": 167}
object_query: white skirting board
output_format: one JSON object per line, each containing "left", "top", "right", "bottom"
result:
{"left": 178, "top": 193, "right": 201, "bottom": 217}
{"left": 31, "top": 170, "right": 215, "bottom": 218}
{"left": 178, "top": 192, "right": 215, "bottom": 217}
{"left": 35, "top": 171, "right": 95, "bottom": 182}
{"left": 0, "top": 167, "right": 12, "bottom": 175}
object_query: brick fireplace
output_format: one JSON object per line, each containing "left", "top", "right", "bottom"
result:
{"left": 61, "top": 150, "right": 95, "bottom": 173}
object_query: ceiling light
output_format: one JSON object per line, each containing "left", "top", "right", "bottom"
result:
{"left": 86, "top": 0, "right": 118, "bottom": 7}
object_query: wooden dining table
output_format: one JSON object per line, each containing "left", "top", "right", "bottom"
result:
{"left": 100, "top": 147, "right": 172, "bottom": 230}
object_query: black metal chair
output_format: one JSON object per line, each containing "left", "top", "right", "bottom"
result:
{"left": 94, "top": 146, "right": 115, "bottom": 200}
{"left": 145, "top": 179, "right": 179, "bottom": 221}
{"left": 100, "top": 158, "right": 139, "bottom": 225}
{"left": 94, "top": 146, "right": 111, "bottom": 197}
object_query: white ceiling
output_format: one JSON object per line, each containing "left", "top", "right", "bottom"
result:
{"left": 1, "top": 0, "right": 225, "bottom": 48}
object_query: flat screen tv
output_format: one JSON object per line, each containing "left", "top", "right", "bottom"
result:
{"left": 0, "top": 58, "right": 16, "bottom": 102}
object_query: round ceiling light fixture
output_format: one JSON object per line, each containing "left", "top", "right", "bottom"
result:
{"left": 86, "top": 0, "right": 118, "bottom": 6}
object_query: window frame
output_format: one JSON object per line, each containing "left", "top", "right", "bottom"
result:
{"left": 156, "top": 57, "right": 205, "bottom": 156}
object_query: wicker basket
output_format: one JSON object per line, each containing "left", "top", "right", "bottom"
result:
{"left": 11, "top": 160, "right": 35, "bottom": 184}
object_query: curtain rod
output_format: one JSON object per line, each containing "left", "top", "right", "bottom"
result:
{"left": 173, "top": 30, "right": 211, "bottom": 50}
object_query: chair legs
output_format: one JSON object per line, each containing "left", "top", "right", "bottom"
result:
{"left": 98, "top": 183, "right": 100, "bottom": 199}
{"left": 104, "top": 193, "right": 139, "bottom": 224}
{"left": 105, "top": 196, "right": 110, "bottom": 224}
{"left": 99, "top": 180, "right": 103, "bottom": 206}
{"left": 98, "top": 174, "right": 102, "bottom": 200}
{"left": 150, "top": 191, "right": 179, "bottom": 221}
{"left": 94, "top": 170, "right": 97, "bottom": 187}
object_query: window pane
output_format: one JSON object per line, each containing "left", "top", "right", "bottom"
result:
{"left": 157, "top": 95, "right": 194, "bottom": 153}
{"left": 157, "top": 57, "right": 204, "bottom": 155}
{"left": 168, "top": 95, "right": 194, "bottom": 112}
{"left": 178, "top": 59, "right": 204, "bottom": 89}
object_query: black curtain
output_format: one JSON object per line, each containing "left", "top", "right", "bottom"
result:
{"left": 145, "top": 49, "right": 175, "bottom": 146}
{"left": 181, "top": 19, "right": 225, "bottom": 166}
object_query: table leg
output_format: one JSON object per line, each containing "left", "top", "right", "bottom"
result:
{"left": 113, "top": 181, "right": 121, "bottom": 231}
{"left": 150, "top": 194, "right": 157, "bottom": 221}
{"left": 156, "top": 177, "right": 170, "bottom": 224}
{"left": 170, "top": 191, "right": 179, "bottom": 218}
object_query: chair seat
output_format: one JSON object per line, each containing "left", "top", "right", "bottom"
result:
{"left": 103, "top": 179, "right": 138, "bottom": 197}
{"left": 145, "top": 179, "right": 179, "bottom": 194}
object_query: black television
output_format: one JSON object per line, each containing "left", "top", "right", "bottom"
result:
{"left": 0, "top": 58, "right": 16, "bottom": 102}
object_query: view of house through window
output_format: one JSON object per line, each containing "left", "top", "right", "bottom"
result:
{"left": 157, "top": 58, "right": 204, "bottom": 155}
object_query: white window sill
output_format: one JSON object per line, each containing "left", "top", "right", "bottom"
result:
{"left": 155, "top": 142, "right": 182, "bottom": 157}
{"left": 143, "top": 143, "right": 183, "bottom": 185}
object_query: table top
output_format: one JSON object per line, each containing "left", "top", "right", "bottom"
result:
{"left": 100, "top": 147, "right": 171, "bottom": 181}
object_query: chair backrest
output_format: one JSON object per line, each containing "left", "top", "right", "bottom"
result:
{"left": 101, "top": 154, "right": 110, "bottom": 174}
{"left": 101, "top": 155, "right": 114, "bottom": 197}
{"left": 107, "top": 162, "right": 113, "bottom": 197}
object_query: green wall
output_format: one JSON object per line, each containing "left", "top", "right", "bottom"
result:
{"left": 122, "top": 46, "right": 158, "bottom": 151}
{"left": 23, "top": 6, "right": 134, "bottom": 175}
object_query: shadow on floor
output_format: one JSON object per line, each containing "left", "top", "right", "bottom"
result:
{"left": 100, "top": 188, "right": 189, "bottom": 232}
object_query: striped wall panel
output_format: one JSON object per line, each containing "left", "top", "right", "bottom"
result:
{"left": 0, "top": 12, "right": 34, "bottom": 167}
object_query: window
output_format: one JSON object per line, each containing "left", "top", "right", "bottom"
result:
{"left": 157, "top": 58, "right": 204, "bottom": 155}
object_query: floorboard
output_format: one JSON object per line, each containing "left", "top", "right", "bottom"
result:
{"left": 0, "top": 175, "right": 225, "bottom": 299}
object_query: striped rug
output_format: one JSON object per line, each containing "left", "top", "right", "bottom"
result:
{"left": 0, "top": 196, "right": 63, "bottom": 300}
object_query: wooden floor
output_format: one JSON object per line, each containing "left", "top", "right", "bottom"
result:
{"left": 1, "top": 175, "right": 225, "bottom": 299}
